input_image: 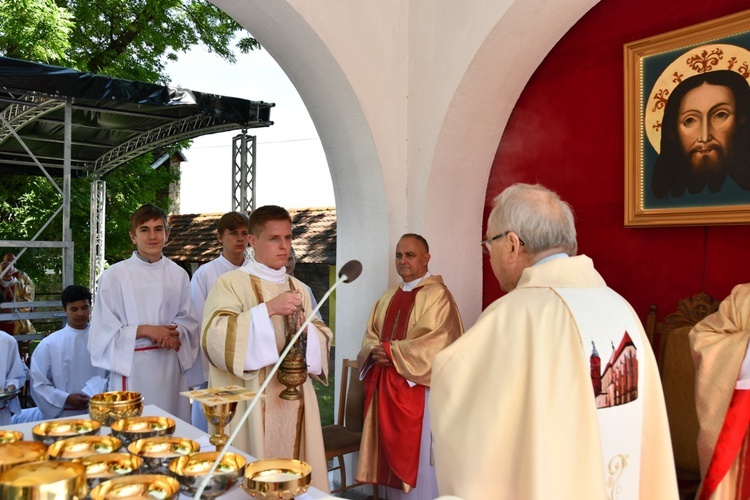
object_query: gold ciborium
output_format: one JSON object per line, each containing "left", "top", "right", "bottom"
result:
{"left": 0, "top": 430, "right": 23, "bottom": 444}
{"left": 202, "top": 402, "right": 238, "bottom": 449}
{"left": 169, "top": 450, "right": 247, "bottom": 498}
{"left": 277, "top": 305, "right": 307, "bottom": 401}
{"left": 88, "top": 391, "right": 143, "bottom": 426}
{"left": 89, "top": 474, "right": 179, "bottom": 500}
{"left": 0, "top": 441, "right": 47, "bottom": 473}
{"left": 0, "top": 460, "right": 87, "bottom": 499}
{"left": 243, "top": 458, "right": 312, "bottom": 499}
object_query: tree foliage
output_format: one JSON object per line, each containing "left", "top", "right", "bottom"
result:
{"left": 0, "top": 0, "right": 73, "bottom": 63}
{"left": 65, "top": 0, "right": 259, "bottom": 82}
{"left": 0, "top": 0, "right": 258, "bottom": 295}
{"left": 0, "top": 154, "right": 180, "bottom": 293}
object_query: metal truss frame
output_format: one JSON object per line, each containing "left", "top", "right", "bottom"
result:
{"left": 0, "top": 97, "right": 73, "bottom": 330}
{"left": 232, "top": 132, "right": 257, "bottom": 213}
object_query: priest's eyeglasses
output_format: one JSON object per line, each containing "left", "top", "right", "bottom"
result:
{"left": 481, "top": 231, "right": 525, "bottom": 254}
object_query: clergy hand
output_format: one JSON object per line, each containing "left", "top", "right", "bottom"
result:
{"left": 267, "top": 291, "right": 302, "bottom": 317}
{"left": 157, "top": 325, "right": 181, "bottom": 351}
{"left": 65, "top": 393, "right": 90, "bottom": 410}
{"left": 371, "top": 345, "right": 392, "bottom": 366}
{"left": 137, "top": 324, "right": 181, "bottom": 351}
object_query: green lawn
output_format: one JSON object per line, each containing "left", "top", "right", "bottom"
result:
{"left": 313, "top": 374, "right": 335, "bottom": 426}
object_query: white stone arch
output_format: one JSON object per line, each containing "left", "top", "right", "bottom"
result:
{"left": 211, "top": 0, "right": 600, "bottom": 363}
{"left": 425, "top": 0, "right": 600, "bottom": 324}
{"left": 212, "top": 1, "right": 389, "bottom": 360}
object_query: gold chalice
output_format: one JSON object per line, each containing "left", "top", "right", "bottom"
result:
{"left": 202, "top": 401, "right": 238, "bottom": 449}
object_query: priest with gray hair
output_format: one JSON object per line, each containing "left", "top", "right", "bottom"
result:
{"left": 430, "top": 183, "right": 678, "bottom": 499}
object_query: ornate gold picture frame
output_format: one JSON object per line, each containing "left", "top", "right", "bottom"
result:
{"left": 624, "top": 9, "right": 750, "bottom": 226}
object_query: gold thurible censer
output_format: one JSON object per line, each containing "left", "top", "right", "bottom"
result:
{"left": 277, "top": 297, "right": 307, "bottom": 400}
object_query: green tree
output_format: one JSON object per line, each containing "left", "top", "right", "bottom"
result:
{"left": 0, "top": 153, "right": 180, "bottom": 293}
{"left": 65, "top": 0, "right": 259, "bottom": 82}
{"left": 0, "top": 0, "right": 258, "bottom": 297}
{"left": 0, "top": 0, "right": 73, "bottom": 63}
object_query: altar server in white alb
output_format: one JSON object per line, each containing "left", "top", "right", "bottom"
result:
{"left": 0, "top": 330, "right": 25, "bottom": 425}
{"left": 430, "top": 183, "right": 678, "bottom": 499}
{"left": 89, "top": 204, "right": 199, "bottom": 421}
{"left": 188, "top": 211, "right": 250, "bottom": 430}
{"left": 30, "top": 285, "right": 107, "bottom": 420}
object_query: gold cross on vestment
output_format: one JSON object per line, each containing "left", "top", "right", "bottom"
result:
{"left": 389, "top": 310, "right": 401, "bottom": 341}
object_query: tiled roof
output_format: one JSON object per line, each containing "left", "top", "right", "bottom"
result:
{"left": 163, "top": 208, "right": 336, "bottom": 265}
{"left": 290, "top": 208, "right": 337, "bottom": 265}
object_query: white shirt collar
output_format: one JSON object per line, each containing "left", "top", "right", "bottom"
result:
{"left": 241, "top": 257, "right": 288, "bottom": 284}
{"left": 402, "top": 272, "right": 431, "bottom": 292}
{"left": 132, "top": 251, "right": 162, "bottom": 264}
{"left": 534, "top": 252, "right": 569, "bottom": 266}
{"left": 66, "top": 324, "right": 89, "bottom": 333}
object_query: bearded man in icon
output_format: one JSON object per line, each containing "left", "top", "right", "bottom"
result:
{"left": 652, "top": 70, "right": 750, "bottom": 199}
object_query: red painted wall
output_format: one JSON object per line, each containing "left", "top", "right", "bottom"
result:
{"left": 485, "top": 1, "right": 750, "bottom": 319}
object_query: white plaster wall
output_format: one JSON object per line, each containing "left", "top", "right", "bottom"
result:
{"left": 211, "top": 0, "right": 599, "bottom": 372}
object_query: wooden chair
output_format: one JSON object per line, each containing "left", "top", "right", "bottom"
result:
{"left": 646, "top": 292, "right": 719, "bottom": 500}
{"left": 322, "top": 358, "right": 375, "bottom": 496}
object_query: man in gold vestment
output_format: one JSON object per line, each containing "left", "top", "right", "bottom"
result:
{"left": 691, "top": 283, "right": 750, "bottom": 499}
{"left": 0, "top": 253, "right": 35, "bottom": 335}
{"left": 430, "top": 183, "right": 677, "bottom": 499}
{"left": 202, "top": 205, "right": 332, "bottom": 493}
{"left": 356, "top": 233, "right": 463, "bottom": 499}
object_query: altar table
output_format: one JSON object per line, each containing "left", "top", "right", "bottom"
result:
{"left": 0, "top": 404, "right": 331, "bottom": 500}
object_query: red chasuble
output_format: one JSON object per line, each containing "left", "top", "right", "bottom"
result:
{"left": 362, "top": 287, "right": 425, "bottom": 490}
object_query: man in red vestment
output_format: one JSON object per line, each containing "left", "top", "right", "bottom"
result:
{"left": 356, "top": 233, "right": 463, "bottom": 499}
{"left": 691, "top": 283, "right": 750, "bottom": 499}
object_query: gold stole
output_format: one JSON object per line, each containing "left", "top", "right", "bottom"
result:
{"left": 249, "top": 275, "right": 305, "bottom": 460}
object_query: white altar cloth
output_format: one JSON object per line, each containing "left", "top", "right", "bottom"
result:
{"left": 0, "top": 404, "right": 331, "bottom": 500}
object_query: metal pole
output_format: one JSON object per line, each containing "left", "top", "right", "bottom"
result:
{"left": 250, "top": 135, "right": 257, "bottom": 211}
{"left": 62, "top": 98, "right": 73, "bottom": 289}
{"left": 89, "top": 179, "right": 106, "bottom": 300}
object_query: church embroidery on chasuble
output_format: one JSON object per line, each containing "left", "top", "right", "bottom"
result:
{"left": 554, "top": 287, "right": 644, "bottom": 500}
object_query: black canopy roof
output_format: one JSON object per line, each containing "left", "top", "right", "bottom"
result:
{"left": 0, "top": 56, "right": 274, "bottom": 177}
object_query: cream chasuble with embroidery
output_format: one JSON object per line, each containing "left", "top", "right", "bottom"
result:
{"left": 430, "top": 255, "right": 677, "bottom": 500}
{"left": 202, "top": 261, "right": 331, "bottom": 493}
